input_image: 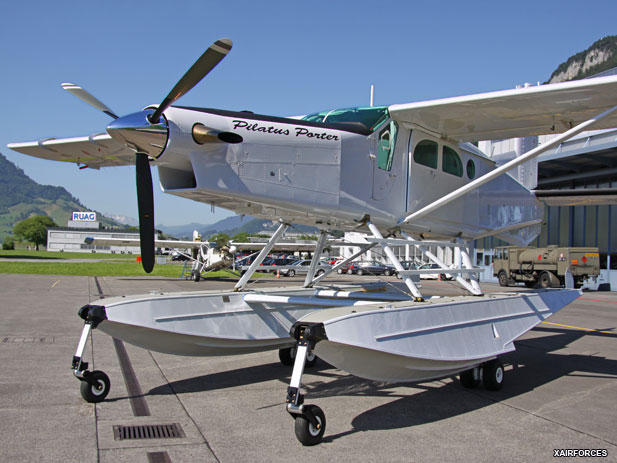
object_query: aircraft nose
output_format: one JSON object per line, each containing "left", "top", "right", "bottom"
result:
{"left": 106, "top": 109, "right": 169, "bottom": 158}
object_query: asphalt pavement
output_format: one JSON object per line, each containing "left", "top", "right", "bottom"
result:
{"left": 0, "top": 273, "right": 615, "bottom": 462}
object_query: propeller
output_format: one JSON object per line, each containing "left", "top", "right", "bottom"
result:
{"left": 149, "top": 38, "right": 232, "bottom": 124}
{"left": 61, "top": 83, "right": 119, "bottom": 119}
{"left": 136, "top": 153, "right": 155, "bottom": 273}
{"left": 61, "top": 38, "right": 233, "bottom": 273}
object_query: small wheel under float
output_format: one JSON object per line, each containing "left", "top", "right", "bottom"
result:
{"left": 279, "top": 346, "right": 318, "bottom": 367}
{"left": 294, "top": 404, "right": 326, "bottom": 446}
{"left": 482, "top": 358, "right": 505, "bottom": 391}
{"left": 459, "top": 368, "right": 479, "bottom": 388}
{"left": 459, "top": 358, "right": 504, "bottom": 391}
{"left": 80, "top": 370, "right": 110, "bottom": 403}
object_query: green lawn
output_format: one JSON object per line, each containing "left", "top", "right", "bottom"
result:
{"left": 0, "top": 260, "right": 241, "bottom": 278}
{"left": 0, "top": 249, "right": 137, "bottom": 260}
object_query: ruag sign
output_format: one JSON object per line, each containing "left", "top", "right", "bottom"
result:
{"left": 72, "top": 211, "right": 97, "bottom": 222}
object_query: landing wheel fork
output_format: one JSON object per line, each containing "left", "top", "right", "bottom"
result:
{"left": 285, "top": 322, "right": 328, "bottom": 445}
{"left": 73, "top": 304, "right": 110, "bottom": 403}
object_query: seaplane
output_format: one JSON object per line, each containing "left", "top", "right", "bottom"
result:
{"left": 9, "top": 38, "right": 617, "bottom": 445}
{"left": 84, "top": 231, "right": 319, "bottom": 281}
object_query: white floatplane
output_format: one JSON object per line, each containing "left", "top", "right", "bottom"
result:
{"left": 9, "top": 38, "right": 617, "bottom": 445}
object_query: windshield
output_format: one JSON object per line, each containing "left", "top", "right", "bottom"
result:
{"left": 302, "top": 106, "right": 389, "bottom": 132}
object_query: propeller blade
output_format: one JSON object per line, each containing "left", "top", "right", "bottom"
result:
{"left": 135, "top": 153, "right": 155, "bottom": 273}
{"left": 61, "top": 83, "right": 119, "bottom": 119}
{"left": 149, "top": 38, "right": 233, "bottom": 123}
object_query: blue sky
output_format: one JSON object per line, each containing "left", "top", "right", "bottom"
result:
{"left": 2, "top": 0, "right": 616, "bottom": 226}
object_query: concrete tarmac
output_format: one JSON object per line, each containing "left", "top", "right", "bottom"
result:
{"left": 0, "top": 273, "right": 615, "bottom": 462}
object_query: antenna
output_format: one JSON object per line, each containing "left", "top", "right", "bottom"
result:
{"left": 370, "top": 84, "right": 375, "bottom": 107}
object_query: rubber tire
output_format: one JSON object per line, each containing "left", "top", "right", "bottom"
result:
{"left": 305, "top": 349, "right": 318, "bottom": 368}
{"left": 356, "top": 269, "right": 364, "bottom": 276}
{"left": 287, "top": 270, "right": 296, "bottom": 277}
{"left": 80, "top": 370, "right": 110, "bottom": 403}
{"left": 498, "top": 271, "right": 509, "bottom": 287}
{"left": 459, "top": 369, "right": 478, "bottom": 388}
{"left": 482, "top": 358, "right": 504, "bottom": 391}
{"left": 384, "top": 269, "right": 391, "bottom": 276}
{"left": 337, "top": 268, "right": 343, "bottom": 274}
{"left": 346, "top": 268, "right": 354, "bottom": 275}
{"left": 278, "top": 347, "right": 295, "bottom": 366}
{"left": 316, "top": 269, "right": 325, "bottom": 276}
{"left": 279, "top": 347, "right": 317, "bottom": 368}
{"left": 192, "top": 270, "right": 201, "bottom": 282}
{"left": 294, "top": 405, "right": 326, "bottom": 446}
{"left": 539, "top": 272, "right": 551, "bottom": 289}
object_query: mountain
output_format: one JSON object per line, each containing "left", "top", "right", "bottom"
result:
{"left": 547, "top": 36, "right": 617, "bottom": 83}
{"left": 199, "top": 215, "right": 258, "bottom": 236}
{"left": 200, "top": 216, "right": 319, "bottom": 238}
{"left": 0, "top": 152, "right": 124, "bottom": 240}
{"left": 106, "top": 213, "right": 138, "bottom": 227}
{"left": 156, "top": 222, "right": 214, "bottom": 239}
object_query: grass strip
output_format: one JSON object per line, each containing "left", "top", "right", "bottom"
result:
{"left": 0, "top": 261, "right": 227, "bottom": 277}
{"left": 0, "top": 250, "right": 137, "bottom": 260}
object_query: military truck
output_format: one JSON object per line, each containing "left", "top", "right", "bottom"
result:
{"left": 493, "top": 245, "right": 600, "bottom": 288}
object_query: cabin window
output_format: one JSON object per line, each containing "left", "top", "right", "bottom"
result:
{"left": 442, "top": 146, "right": 463, "bottom": 177}
{"left": 413, "top": 140, "right": 438, "bottom": 169}
{"left": 466, "top": 159, "right": 476, "bottom": 179}
{"left": 377, "top": 121, "right": 398, "bottom": 171}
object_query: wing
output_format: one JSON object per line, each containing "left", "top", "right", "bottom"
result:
{"left": 7, "top": 133, "right": 136, "bottom": 168}
{"left": 230, "top": 241, "right": 318, "bottom": 252}
{"left": 389, "top": 75, "right": 617, "bottom": 142}
{"left": 533, "top": 188, "right": 617, "bottom": 206}
{"left": 85, "top": 237, "right": 205, "bottom": 248}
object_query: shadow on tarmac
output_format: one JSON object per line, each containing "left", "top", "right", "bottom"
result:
{"left": 145, "top": 327, "right": 616, "bottom": 443}
{"left": 322, "top": 327, "right": 617, "bottom": 442}
{"left": 148, "top": 361, "right": 333, "bottom": 395}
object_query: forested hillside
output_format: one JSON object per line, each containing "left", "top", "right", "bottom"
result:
{"left": 0, "top": 153, "right": 122, "bottom": 240}
{"left": 547, "top": 36, "right": 617, "bottom": 83}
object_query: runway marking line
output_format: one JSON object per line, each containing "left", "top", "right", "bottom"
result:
{"left": 541, "top": 321, "right": 614, "bottom": 335}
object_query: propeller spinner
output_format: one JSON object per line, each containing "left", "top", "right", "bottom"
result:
{"left": 62, "top": 38, "right": 233, "bottom": 272}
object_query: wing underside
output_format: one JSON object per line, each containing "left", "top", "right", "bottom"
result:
{"left": 389, "top": 75, "right": 617, "bottom": 142}
{"left": 7, "top": 133, "right": 136, "bottom": 168}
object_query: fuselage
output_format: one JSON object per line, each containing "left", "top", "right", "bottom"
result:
{"left": 121, "top": 105, "right": 543, "bottom": 245}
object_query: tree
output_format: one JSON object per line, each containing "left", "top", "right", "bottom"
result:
{"left": 2, "top": 236, "right": 15, "bottom": 250}
{"left": 231, "top": 232, "right": 251, "bottom": 242}
{"left": 209, "top": 233, "right": 230, "bottom": 248}
{"left": 13, "top": 215, "right": 56, "bottom": 250}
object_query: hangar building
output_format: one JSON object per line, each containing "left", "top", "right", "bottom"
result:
{"left": 46, "top": 212, "right": 142, "bottom": 254}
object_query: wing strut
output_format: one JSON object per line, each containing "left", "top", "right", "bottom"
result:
{"left": 234, "top": 222, "right": 289, "bottom": 291}
{"left": 399, "top": 104, "right": 617, "bottom": 226}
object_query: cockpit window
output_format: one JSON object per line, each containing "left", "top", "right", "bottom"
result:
{"left": 302, "top": 106, "right": 389, "bottom": 132}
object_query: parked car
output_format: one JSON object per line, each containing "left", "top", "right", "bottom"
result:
{"left": 354, "top": 260, "right": 397, "bottom": 276}
{"left": 280, "top": 259, "right": 332, "bottom": 277}
{"left": 397, "top": 260, "right": 419, "bottom": 279}
{"left": 336, "top": 261, "right": 357, "bottom": 274}
{"left": 419, "top": 263, "right": 451, "bottom": 280}
{"left": 171, "top": 251, "right": 190, "bottom": 261}
{"left": 261, "top": 257, "right": 299, "bottom": 273}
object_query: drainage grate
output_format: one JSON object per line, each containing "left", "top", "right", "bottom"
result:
{"left": 113, "top": 423, "right": 185, "bottom": 441}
